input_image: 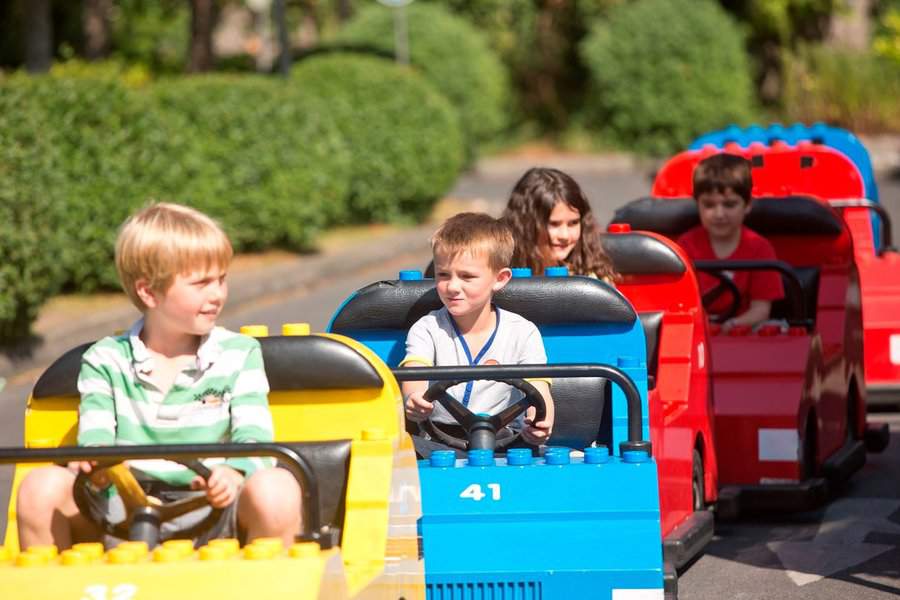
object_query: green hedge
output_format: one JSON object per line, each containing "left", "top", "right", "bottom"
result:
{"left": 0, "top": 76, "right": 170, "bottom": 295}
{"left": 581, "top": 0, "right": 756, "bottom": 156}
{"left": 291, "top": 53, "right": 464, "bottom": 223}
{"left": 147, "top": 75, "right": 352, "bottom": 250}
{"left": 335, "top": 3, "right": 510, "bottom": 159}
{"left": 0, "top": 81, "right": 66, "bottom": 342}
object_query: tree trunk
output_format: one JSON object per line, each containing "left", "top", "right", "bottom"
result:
{"left": 336, "top": 0, "right": 353, "bottom": 23}
{"left": 828, "top": 0, "right": 872, "bottom": 51}
{"left": 83, "top": 0, "right": 112, "bottom": 60}
{"left": 188, "top": 0, "right": 218, "bottom": 72}
{"left": 25, "top": 0, "right": 53, "bottom": 73}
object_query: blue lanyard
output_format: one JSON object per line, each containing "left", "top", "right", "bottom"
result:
{"left": 449, "top": 306, "right": 500, "bottom": 407}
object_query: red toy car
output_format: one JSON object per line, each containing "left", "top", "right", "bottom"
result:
{"left": 613, "top": 144, "right": 889, "bottom": 517}
{"left": 662, "top": 141, "right": 900, "bottom": 408}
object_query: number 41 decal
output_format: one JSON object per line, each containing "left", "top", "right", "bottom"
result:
{"left": 459, "top": 483, "right": 501, "bottom": 501}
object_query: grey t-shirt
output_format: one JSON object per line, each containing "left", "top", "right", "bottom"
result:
{"left": 401, "top": 306, "right": 548, "bottom": 425}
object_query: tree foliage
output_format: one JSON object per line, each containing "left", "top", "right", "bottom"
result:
{"left": 582, "top": 0, "right": 756, "bottom": 155}
{"left": 291, "top": 53, "right": 464, "bottom": 222}
{"left": 335, "top": 2, "right": 509, "bottom": 159}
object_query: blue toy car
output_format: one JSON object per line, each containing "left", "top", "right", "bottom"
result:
{"left": 330, "top": 272, "right": 672, "bottom": 599}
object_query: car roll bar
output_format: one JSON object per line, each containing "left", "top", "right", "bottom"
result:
{"left": 829, "top": 199, "right": 896, "bottom": 255}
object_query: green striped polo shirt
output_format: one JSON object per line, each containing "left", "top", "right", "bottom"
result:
{"left": 77, "top": 320, "right": 274, "bottom": 485}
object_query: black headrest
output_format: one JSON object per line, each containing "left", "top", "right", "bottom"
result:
{"left": 32, "top": 342, "right": 93, "bottom": 399}
{"left": 612, "top": 196, "right": 844, "bottom": 238}
{"left": 330, "top": 277, "right": 637, "bottom": 331}
{"left": 602, "top": 232, "right": 686, "bottom": 275}
{"left": 32, "top": 336, "right": 382, "bottom": 399}
{"left": 260, "top": 336, "right": 383, "bottom": 390}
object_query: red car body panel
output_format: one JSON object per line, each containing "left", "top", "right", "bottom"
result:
{"left": 608, "top": 229, "right": 718, "bottom": 535}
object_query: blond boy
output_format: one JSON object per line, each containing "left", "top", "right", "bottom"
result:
{"left": 17, "top": 202, "right": 300, "bottom": 550}
{"left": 402, "top": 213, "right": 554, "bottom": 452}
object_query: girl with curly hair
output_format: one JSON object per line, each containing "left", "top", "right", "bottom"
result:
{"left": 502, "top": 167, "right": 617, "bottom": 283}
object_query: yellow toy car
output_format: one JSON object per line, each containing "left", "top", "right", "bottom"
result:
{"left": 0, "top": 327, "right": 424, "bottom": 600}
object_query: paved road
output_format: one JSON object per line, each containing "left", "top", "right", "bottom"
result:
{"left": 1, "top": 161, "right": 899, "bottom": 599}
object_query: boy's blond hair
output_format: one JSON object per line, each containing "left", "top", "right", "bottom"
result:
{"left": 116, "top": 202, "right": 233, "bottom": 311}
{"left": 431, "top": 212, "right": 514, "bottom": 272}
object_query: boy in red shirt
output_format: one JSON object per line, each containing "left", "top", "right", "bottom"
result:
{"left": 678, "top": 153, "right": 784, "bottom": 329}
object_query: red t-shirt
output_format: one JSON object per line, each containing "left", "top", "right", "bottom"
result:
{"left": 677, "top": 225, "right": 785, "bottom": 316}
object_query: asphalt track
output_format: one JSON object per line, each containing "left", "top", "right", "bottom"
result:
{"left": 1, "top": 161, "right": 899, "bottom": 599}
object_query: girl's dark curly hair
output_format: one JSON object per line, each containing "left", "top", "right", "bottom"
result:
{"left": 501, "top": 167, "right": 617, "bottom": 281}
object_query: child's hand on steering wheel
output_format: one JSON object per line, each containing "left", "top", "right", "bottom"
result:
{"left": 522, "top": 406, "right": 553, "bottom": 445}
{"left": 405, "top": 391, "right": 434, "bottom": 422}
{"left": 191, "top": 465, "right": 244, "bottom": 508}
{"left": 68, "top": 461, "right": 111, "bottom": 489}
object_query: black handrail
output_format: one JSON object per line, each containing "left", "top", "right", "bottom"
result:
{"left": 829, "top": 199, "right": 896, "bottom": 255}
{"left": 0, "top": 442, "right": 328, "bottom": 547}
{"left": 693, "top": 259, "right": 809, "bottom": 326}
{"left": 392, "top": 363, "right": 650, "bottom": 456}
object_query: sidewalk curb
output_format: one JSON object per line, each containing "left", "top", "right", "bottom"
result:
{"left": 0, "top": 223, "right": 435, "bottom": 381}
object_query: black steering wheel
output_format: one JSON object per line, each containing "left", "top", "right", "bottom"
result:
{"left": 422, "top": 377, "right": 547, "bottom": 451}
{"left": 700, "top": 270, "right": 741, "bottom": 323}
{"left": 73, "top": 459, "right": 218, "bottom": 544}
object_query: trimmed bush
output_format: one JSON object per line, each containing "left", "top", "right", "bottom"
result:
{"left": 335, "top": 3, "right": 510, "bottom": 159}
{"left": 0, "top": 76, "right": 170, "bottom": 295}
{"left": 147, "top": 75, "right": 352, "bottom": 250}
{"left": 291, "top": 53, "right": 464, "bottom": 223}
{"left": 0, "top": 81, "right": 66, "bottom": 342}
{"left": 581, "top": 0, "right": 756, "bottom": 156}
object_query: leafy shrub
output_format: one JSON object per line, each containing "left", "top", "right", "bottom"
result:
{"left": 335, "top": 3, "right": 510, "bottom": 159}
{"left": 109, "top": 0, "right": 190, "bottom": 74}
{"left": 147, "top": 75, "right": 352, "bottom": 250}
{"left": 50, "top": 58, "right": 154, "bottom": 88}
{"left": 581, "top": 0, "right": 756, "bottom": 156}
{"left": 0, "top": 81, "right": 66, "bottom": 342}
{"left": 0, "top": 76, "right": 171, "bottom": 295}
{"left": 782, "top": 45, "right": 900, "bottom": 133}
{"left": 291, "top": 53, "right": 464, "bottom": 223}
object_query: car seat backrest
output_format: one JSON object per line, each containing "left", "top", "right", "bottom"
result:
{"left": 277, "top": 440, "right": 351, "bottom": 534}
{"left": 31, "top": 336, "right": 385, "bottom": 401}
{"left": 770, "top": 267, "right": 820, "bottom": 323}
{"left": 548, "top": 377, "right": 611, "bottom": 449}
{"left": 612, "top": 196, "right": 843, "bottom": 240}
{"left": 332, "top": 277, "right": 636, "bottom": 330}
{"left": 330, "top": 277, "right": 640, "bottom": 367}
{"left": 638, "top": 312, "right": 663, "bottom": 388}
{"left": 612, "top": 195, "right": 851, "bottom": 265}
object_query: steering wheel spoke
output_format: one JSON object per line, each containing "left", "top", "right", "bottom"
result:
{"left": 421, "top": 377, "right": 547, "bottom": 451}
{"left": 699, "top": 271, "right": 741, "bottom": 322}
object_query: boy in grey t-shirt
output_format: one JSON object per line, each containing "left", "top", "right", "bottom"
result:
{"left": 401, "top": 213, "right": 554, "bottom": 448}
